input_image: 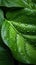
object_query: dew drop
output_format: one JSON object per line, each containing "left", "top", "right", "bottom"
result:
{"left": 26, "top": 60, "right": 30, "bottom": 64}
{"left": 14, "top": 48, "right": 16, "bottom": 51}
{"left": 27, "top": 30, "right": 29, "bottom": 32}
{"left": 21, "top": 52, "right": 24, "bottom": 55}
{"left": 19, "top": 17, "right": 21, "bottom": 18}
{"left": 25, "top": 24, "right": 28, "bottom": 26}
{"left": 33, "top": 30, "right": 35, "bottom": 32}
{"left": 18, "top": 47, "right": 21, "bottom": 52}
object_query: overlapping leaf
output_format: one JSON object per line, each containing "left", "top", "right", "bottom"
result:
{"left": 0, "top": 0, "right": 36, "bottom": 64}
{"left": 0, "top": 10, "right": 4, "bottom": 29}
{"left": 1, "top": 8, "right": 36, "bottom": 64}
{"left": 0, "top": 0, "right": 36, "bottom": 8}
{"left": 0, "top": 9, "right": 4, "bottom": 45}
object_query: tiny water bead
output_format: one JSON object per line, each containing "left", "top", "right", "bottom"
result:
{"left": 33, "top": 30, "right": 35, "bottom": 32}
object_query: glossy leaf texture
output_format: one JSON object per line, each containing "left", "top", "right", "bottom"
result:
{"left": 0, "top": 9, "right": 14, "bottom": 65}
{"left": 1, "top": 19, "right": 36, "bottom": 64}
{"left": 6, "top": 9, "right": 36, "bottom": 35}
{"left": 0, "top": 0, "right": 24, "bottom": 7}
{"left": 0, "top": 0, "right": 36, "bottom": 8}
{"left": 1, "top": 3, "right": 36, "bottom": 64}
{"left": 0, "top": 9, "right": 4, "bottom": 45}
{"left": 0, "top": 9, "right": 4, "bottom": 29}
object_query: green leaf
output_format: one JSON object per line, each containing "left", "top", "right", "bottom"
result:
{"left": 0, "top": 9, "right": 4, "bottom": 29}
{"left": 1, "top": 19, "right": 36, "bottom": 64}
{"left": 6, "top": 9, "right": 36, "bottom": 35}
{"left": 1, "top": 1, "right": 36, "bottom": 64}
{"left": 0, "top": 45, "right": 14, "bottom": 65}
{"left": 0, "top": 0, "right": 26, "bottom": 7}
{"left": 0, "top": 0, "right": 36, "bottom": 8}
{"left": 0, "top": 9, "right": 4, "bottom": 45}
{"left": 6, "top": 8, "right": 36, "bottom": 23}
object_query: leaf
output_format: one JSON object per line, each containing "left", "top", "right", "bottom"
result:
{"left": 0, "top": 0, "right": 25, "bottom": 7}
{"left": 0, "top": 9, "right": 4, "bottom": 29}
{"left": 0, "top": 0, "right": 34, "bottom": 8}
{"left": 1, "top": 1, "right": 36, "bottom": 64}
{"left": 0, "top": 45, "right": 14, "bottom": 65}
{"left": 0, "top": 9, "right": 4, "bottom": 45}
{"left": 0, "top": 0, "right": 1, "bottom": 5}
{"left": 6, "top": 9, "right": 36, "bottom": 35}
{"left": 6, "top": 8, "right": 36, "bottom": 23}
{"left": 1, "top": 19, "right": 36, "bottom": 64}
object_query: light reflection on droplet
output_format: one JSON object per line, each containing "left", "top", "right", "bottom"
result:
{"left": 33, "top": 30, "right": 35, "bottom": 32}
{"left": 20, "top": 52, "right": 24, "bottom": 55}
{"left": 27, "top": 31, "right": 29, "bottom": 32}
{"left": 24, "top": 24, "right": 28, "bottom": 26}
{"left": 14, "top": 48, "right": 16, "bottom": 51}
{"left": 18, "top": 47, "right": 21, "bottom": 52}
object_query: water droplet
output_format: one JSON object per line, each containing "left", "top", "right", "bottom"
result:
{"left": 25, "top": 24, "right": 28, "bottom": 26}
{"left": 27, "top": 30, "right": 29, "bottom": 32}
{"left": 26, "top": 60, "right": 30, "bottom": 64}
{"left": 4, "top": 37, "right": 8, "bottom": 41}
{"left": 18, "top": 47, "right": 21, "bottom": 52}
{"left": 19, "top": 17, "right": 21, "bottom": 18}
{"left": 33, "top": 30, "right": 35, "bottom": 32}
{"left": 14, "top": 48, "right": 16, "bottom": 51}
{"left": 21, "top": 52, "right": 24, "bottom": 55}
